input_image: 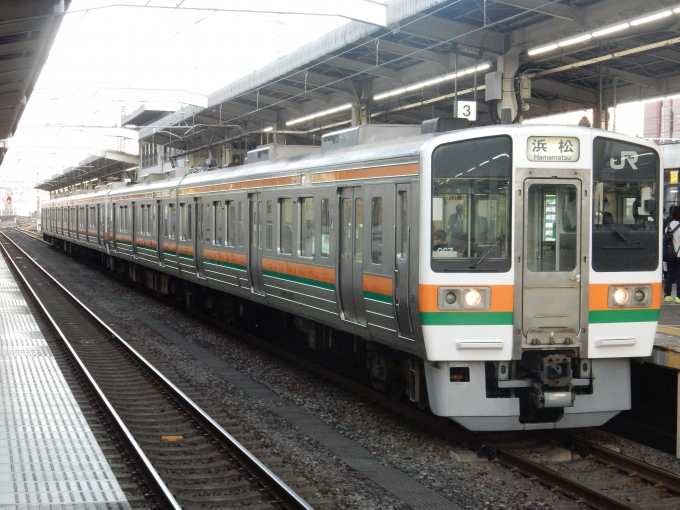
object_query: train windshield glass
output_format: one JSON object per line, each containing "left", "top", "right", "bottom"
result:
{"left": 592, "top": 138, "right": 660, "bottom": 272}
{"left": 431, "top": 135, "right": 512, "bottom": 272}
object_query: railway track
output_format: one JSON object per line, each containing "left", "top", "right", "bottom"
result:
{"left": 9, "top": 228, "right": 680, "bottom": 510}
{"left": 0, "top": 230, "right": 314, "bottom": 510}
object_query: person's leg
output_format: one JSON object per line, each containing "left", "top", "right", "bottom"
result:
{"left": 665, "top": 261, "right": 674, "bottom": 300}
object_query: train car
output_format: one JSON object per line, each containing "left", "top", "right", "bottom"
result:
{"left": 41, "top": 121, "right": 662, "bottom": 431}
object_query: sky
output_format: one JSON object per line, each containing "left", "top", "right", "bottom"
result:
{"left": 2, "top": 0, "right": 371, "bottom": 213}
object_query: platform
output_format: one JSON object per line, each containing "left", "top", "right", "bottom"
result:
{"left": 0, "top": 253, "right": 130, "bottom": 509}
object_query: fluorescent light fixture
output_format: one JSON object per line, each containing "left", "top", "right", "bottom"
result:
{"left": 528, "top": 43, "right": 558, "bottom": 56}
{"left": 286, "top": 103, "right": 352, "bottom": 126}
{"left": 630, "top": 10, "right": 672, "bottom": 26}
{"left": 373, "top": 62, "right": 491, "bottom": 101}
{"left": 675, "top": 7, "right": 680, "bottom": 13}
{"left": 558, "top": 34, "right": 592, "bottom": 47}
{"left": 262, "top": 126, "right": 273, "bottom": 132}
{"left": 592, "top": 23, "right": 630, "bottom": 37}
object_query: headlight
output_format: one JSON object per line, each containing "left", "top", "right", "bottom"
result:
{"left": 613, "top": 288, "right": 628, "bottom": 305}
{"left": 465, "top": 289, "right": 482, "bottom": 307}
{"left": 608, "top": 285, "right": 652, "bottom": 308}
{"left": 437, "top": 287, "right": 490, "bottom": 310}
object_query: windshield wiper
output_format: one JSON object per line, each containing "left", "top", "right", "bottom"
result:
{"left": 469, "top": 235, "right": 505, "bottom": 269}
{"left": 599, "top": 211, "right": 627, "bottom": 242}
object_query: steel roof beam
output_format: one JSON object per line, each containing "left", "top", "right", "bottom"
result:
{"left": 237, "top": 92, "right": 303, "bottom": 112}
{"left": 322, "top": 55, "right": 400, "bottom": 80}
{"left": 395, "top": 16, "right": 504, "bottom": 55}
{"left": 260, "top": 82, "right": 330, "bottom": 103}
{"left": 510, "top": 0, "right": 677, "bottom": 48}
{"left": 493, "top": 0, "right": 581, "bottom": 22}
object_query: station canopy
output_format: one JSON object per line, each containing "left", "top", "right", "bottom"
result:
{"left": 35, "top": 150, "right": 139, "bottom": 193}
{"left": 133, "top": 0, "right": 680, "bottom": 158}
{"left": 0, "top": 0, "right": 70, "bottom": 166}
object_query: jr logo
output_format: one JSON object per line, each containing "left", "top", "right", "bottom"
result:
{"left": 610, "top": 151, "right": 638, "bottom": 170}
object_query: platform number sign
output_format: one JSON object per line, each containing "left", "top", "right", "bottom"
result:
{"left": 456, "top": 101, "right": 477, "bottom": 121}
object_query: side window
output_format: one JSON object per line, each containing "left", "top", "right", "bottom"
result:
{"left": 321, "top": 198, "right": 330, "bottom": 257}
{"left": 164, "top": 205, "right": 170, "bottom": 237}
{"left": 226, "top": 200, "right": 236, "bottom": 247}
{"left": 187, "top": 203, "right": 192, "bottom": 241}
{"left": 371, "top": 197, "right": 383, "bottom": 264}
{"left": 179, "top": 204, "right": 187, "bottom": 241}
{"left": 214, "top": 201, "right": 223, "bottom": 245}
{"left": 203, "top": 203, "right": 211, "bottom": 243}
{"left": 279, "top": 198, "right": 293, "bottom": 255}
{"left": 355, "top": 198, "right": 363, "bottom": 262}
{"left": 237, "top": 201, "right": 244, "bottom": 247}
{"left": 300, "top": 197, "right": 315, "bottom": 257}
{"left": 150, "top": 205, "right": 156, "bottom": 235}
{"left": 169, "top": 204, "right": 176, "bottom": 240}
{"left": 266, "top": 200, "right": 273, "bottom": 250}
{"left": 119, "top": 206, "right": 124, "bottom": 232}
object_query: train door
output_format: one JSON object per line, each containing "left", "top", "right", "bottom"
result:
{"left": 195, "top": 198, "right": 206, "bottom": 279}
{"left": 395, "top": 184, "right": 415, "bottom": 339}
{"left": 249, "top": 193, "right": 264, "bottom": 295}
{"left": 338, "top": 187, "right": 366, "bottom": 325}
{"left": 522, "top": 179, "right": 582, "bottom": 341}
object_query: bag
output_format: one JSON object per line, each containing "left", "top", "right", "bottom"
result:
{"left": 663, "top": 223, "right": 680, "bottom": 262}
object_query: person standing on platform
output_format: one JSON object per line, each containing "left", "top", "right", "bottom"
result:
{"left": 664, "top": 206, "right": 680, "bottom": 302}
{"left": 664, "top": 205, "right": 677, "bottom": 292}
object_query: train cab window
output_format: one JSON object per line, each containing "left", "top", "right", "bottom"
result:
{"left": 592, "top": 138, "right": 660, "bottom": 272}
{"left": 266, "top": 200, "right": 273, "bottom": 250}
{"left": 431, "top": 135, "right": 512, "bottom": 272}
{"left": 226, "top": 200, "right": 236, "bottom": 247}
{"left": 371, "top": 197, "right": 383, "bottom": 264}
{"left": 237, "top": 202, "right": 244, "bottom": 247}
{"left": 279, "top": 198, "right": 293, "bottom": 255}
{"left": 300, "top": 197, "right": 315, "bottom": 257}
{"left": 321, "top": 198, "right": 330, "bottom": 257}
{"left": 213, "top": 201, "right": 223, "bottom": 245}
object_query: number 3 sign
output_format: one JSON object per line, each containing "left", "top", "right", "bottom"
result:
{"left": 456, "top": 101, "right": 477, "bottom": 121}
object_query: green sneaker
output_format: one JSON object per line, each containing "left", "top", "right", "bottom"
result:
{"left": 666, "top": 295, "right": 673, "bottom": 302}
{"left": 675, "top": 297, "right": 680, "bottom": 304}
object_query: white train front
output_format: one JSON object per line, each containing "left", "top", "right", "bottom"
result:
{"left": 41, "top": 122, "right": 662, "bottom": 431}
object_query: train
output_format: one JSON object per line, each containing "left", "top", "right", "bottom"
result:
{"left": 41, "top": 120, "right": 662, "bottom": 431}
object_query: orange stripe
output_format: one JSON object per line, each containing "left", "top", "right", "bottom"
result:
{"left": 118, "top": 235, "right": 132, "bottom": 244}
{"left": 180, "top": 176, "right": 299, "bottom": 195}
{"left": 137, "top": 238, "right": 157, "bottom": 248}
{"left": 162, "top": 241, "right": 176, "bottom": 252}
{"left": 312, "top": 163, "right": 418, "bottom": 183}
{"left": 363, "top": 274, "right": 392, "bottom": 295}
{"left": 177, "top": 244, "right": 194, "bottom": 256}
{"left": 419, "top": 284, "right": 514, "bottom": 312}
{"left": 204, "top": 248, "right": 247, "bottom": 266}
{"left": 262, "top": 258, "right": 335, "bottom": 284}
{"left": 589, "top": 282, "right": 661, "bottom": 310}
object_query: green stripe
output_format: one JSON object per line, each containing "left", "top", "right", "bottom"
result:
{"left": 589, "top": 308, "right": 660, "bottom": 324}
{"left": 364, "top": 290, "right": 393, "bottom": 304}
{"left": 163, "top": 249, "right": 176, "bottom": 256}
{"left": 117, "top": 240, "right": 132, "bottom": 247}
{"left": 137, "top": 245, "right": 156, "bottom": 253}
{"left": 178, "top": 253, "right": 194, "bottom": 261}
{"left": 263, "top": 269, "right": 335, "bottom": 291}
{"left": 205, "top": 258, "right": 247, "bottom": 271}
{"left": 420, "top": 311, "right": 513, "bottom": 326}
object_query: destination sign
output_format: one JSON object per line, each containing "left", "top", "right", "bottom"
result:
{"left": 526, "top": 136, "right": 580, "bottom": 163}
